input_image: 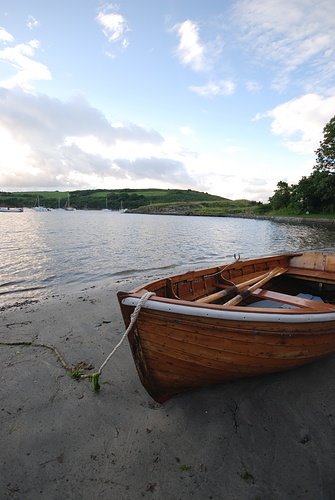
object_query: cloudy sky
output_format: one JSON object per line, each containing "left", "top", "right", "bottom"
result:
{"left": 1, "top": 0, "right": 335, "bottom": 201}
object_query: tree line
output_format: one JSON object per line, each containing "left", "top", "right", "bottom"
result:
{"left": 268, "top": 115, "right": 335, "bottom": 213}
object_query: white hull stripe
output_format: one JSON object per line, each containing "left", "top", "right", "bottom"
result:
{"left": 122, "top": 297, "right": 335, "bottom": 324}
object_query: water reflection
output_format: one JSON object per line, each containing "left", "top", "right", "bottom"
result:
{"left": 0, "top": 210, "right": 334, "bottom": 306}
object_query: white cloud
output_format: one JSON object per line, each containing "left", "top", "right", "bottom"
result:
{"left": 0, "top": 88, "right": 297, "bottom": 200}
{"left": 222, "top": 146, "right": 243, "bottom": 154}
{"left": 0, "top": 26, "right": 14, "bottom": 43}
{"left": 0, "top": 125, "right": 34, "bottom": 184}
{"left": 0, "top": 89, "right": 195, "bottom": 191}
{"left": 0, "top": 88, "right": 311, "bottom": 200}
{"left": 0, "top": 90, "right": 164, "bottom": 148}
{"left": 172, "top": 20, "right": 232, "bottom": 98}
{"left": 96, "top": 4, "right": 129, "bottom": 49}
{"left": 179, "top": 126, "right": 195, "bottom": 136}
{"left": 173, "top": 19, "right": 226, "bottom": 72}
{"left": 245, "top": 80, "right": 261, "bottom": 93}
{"left": 173, "top": 20, "right": 206, "bottom": 71}
{"left": 235, "top": 0, "right": 335, "bottom": 91}
{"left": 0, "top": 39, "right": 51, "bottom": 90}
{"left": 256, "top": 93, "right": 335, "bottom": 153}
{"left": 189, "top": 80, "right": 235, "bottom": 97}
{"left": 114, "top": 157, "right": 195, "bottom": 185}
{"left": 26, "top": 15, "right": 39, "bottom": 30}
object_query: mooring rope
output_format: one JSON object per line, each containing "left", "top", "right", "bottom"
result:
{"left": 204, "top": 253, "right": 241, "bottom": 283}
{"left": 1, "top": 290, "right": 155, "bottom": 392}
{"left": 82, "top": 290, "right": 155, "bottom": 390}
{"left": 0, "top": 340, "right": 73, "bottom": 370}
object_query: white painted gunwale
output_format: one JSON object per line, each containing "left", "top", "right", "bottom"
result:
{"left": 122, "top": 296, "right": 335, "bottom": 324}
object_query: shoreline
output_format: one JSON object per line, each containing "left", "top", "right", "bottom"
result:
{"left": 128, "top": 209, "right": 335, "bottom": 226}
{"left": 1, "top": 283, "right": 335, "bottom": 498}
{"left": 224, "top": 213, "right": 335, "bottom": 226}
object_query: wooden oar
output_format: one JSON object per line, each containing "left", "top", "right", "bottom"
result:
{"left": 224, "top": 266, "right": 287, "bottom": 306}
{"left": 196, "top": 270, "right": 273, "bottom": 304}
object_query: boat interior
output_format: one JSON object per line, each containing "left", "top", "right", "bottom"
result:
{"left": 138, "top": 252, "right": 335, "bottom": 311}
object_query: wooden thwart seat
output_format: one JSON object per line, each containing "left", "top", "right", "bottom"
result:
{"left": 251, "top": 289, "right": 335, "bottom": 311}
{"left": 287, "top": 267, "right": 335, "bottom": 284}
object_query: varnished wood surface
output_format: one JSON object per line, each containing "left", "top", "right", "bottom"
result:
{"left": 130, "top": 307, "right": 335, "bottom": 401}
{"left": 251, "top": 289, "right": 335, "bottom": 311}
{"left": 118, "top": 251, "right": 335, "bottom": 402}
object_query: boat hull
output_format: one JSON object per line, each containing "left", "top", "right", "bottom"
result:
{"left": 119, "top": 295, "right": 335, "bottom": 402}
{"left": 0, "top": 207, "right": 23, "bottom": 212}
{"left": 117, "top": 251, "right": 335, "bottom": 402}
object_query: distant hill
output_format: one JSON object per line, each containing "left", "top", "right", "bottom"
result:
{"left": 0, "top": 188, "right": 262, "bottom": 215}
{"left": 0, "top": 188, "right": 222, "bottom": 209}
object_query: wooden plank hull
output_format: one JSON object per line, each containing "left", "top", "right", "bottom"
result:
{"left": 117, "top": 251, "right": 335, "bottom": 402}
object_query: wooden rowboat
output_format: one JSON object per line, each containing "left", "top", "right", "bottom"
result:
{"left": 117, "top": 250, "right": 335, "bottom": 402}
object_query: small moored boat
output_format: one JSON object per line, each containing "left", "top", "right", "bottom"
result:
{"left": 118, "top": 250, "right": 335, "bottom": 402}
{"left": 0, "top": 207, "right": 23, "bottom": 212}
{"left": 33, "top": 195, "right": 50, "bottom": 212}
{"left": 64, "top": 193, "right": 76, "bottom": 211}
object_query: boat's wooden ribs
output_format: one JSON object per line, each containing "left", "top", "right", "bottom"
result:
{"left": 166, "top": 278, "right": 179, "bottom": 299}
{"left": 169, "top": 257, "right": 291, "bottom": 301}
{"left": 158, "top": 255, "right": 335, "bottom": 304}
{"left": 220, "top": 257, "right": 289, "bottom": 282}
{"left": 171, "top": 274, "right": 218, "bottom": 301}
{"left": 192, "top": 276, "right": 210, "bottom": 298}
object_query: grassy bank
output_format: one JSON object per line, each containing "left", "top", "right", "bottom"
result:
{"left": 129, "top": 199, "right": 260, "bottom": 216}
{"left": 129, "top": 200, "right": 334, "bottom": 220}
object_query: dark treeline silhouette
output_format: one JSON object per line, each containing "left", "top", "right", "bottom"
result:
{"left": 269, "top": 115, "right": 335, "bottom": 213}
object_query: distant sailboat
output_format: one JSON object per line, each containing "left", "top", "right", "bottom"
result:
{"left": 119, "top": 200, "right": 126, "bottom": 213}
{"left": 55, "top": 198, "right": 63, "bottom": 210}
{"left": 33, "top": 195, "right": 49, "bottom": 212}
{"left": 64, "top": 193, "right": 76, "bottom": 211}
{"left": 102, "top": 196, "right": 110, "bottom": 211}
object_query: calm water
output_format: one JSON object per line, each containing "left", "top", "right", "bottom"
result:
{"left": 1, "top": 210, "right": 335, "bottom": 307}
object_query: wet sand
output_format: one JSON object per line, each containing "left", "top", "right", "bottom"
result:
{"left": 1, "top": 283, "right": 335, "bottom": 499}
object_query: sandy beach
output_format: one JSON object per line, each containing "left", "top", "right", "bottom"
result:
{"left": 1, "top": 282, "right": 335, "bottom": 499}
